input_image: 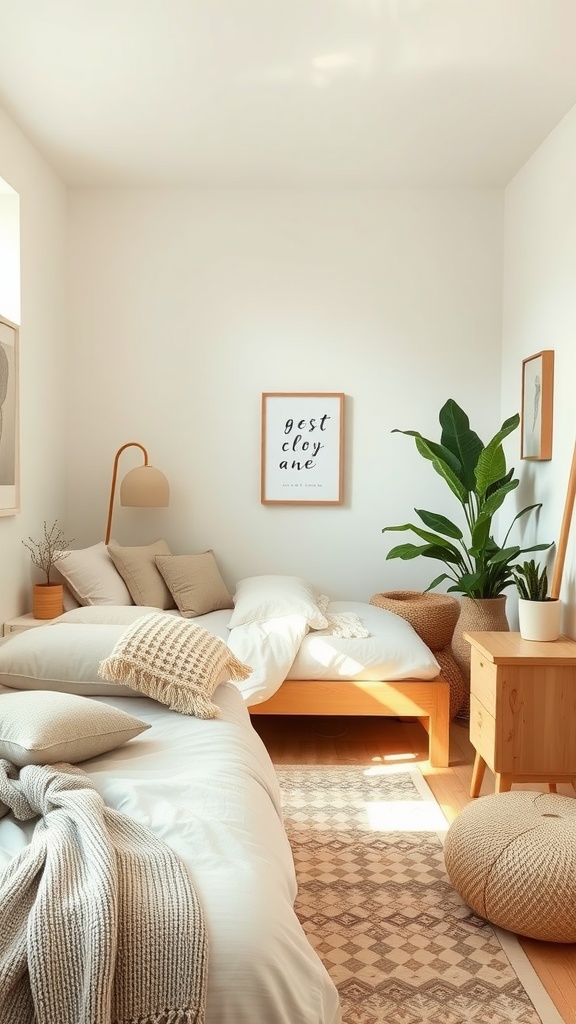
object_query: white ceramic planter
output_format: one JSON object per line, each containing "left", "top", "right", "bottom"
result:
{"left": 518, "top": 598, "right": 561, "bottom": 642}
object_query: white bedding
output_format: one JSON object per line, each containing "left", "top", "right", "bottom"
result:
{"left": 0, "top": 681, "right": 341, "bottom": 1024}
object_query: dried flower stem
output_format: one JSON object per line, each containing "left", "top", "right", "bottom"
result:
{"left": 22, "top": 520, "right": 74, "bottom": 584}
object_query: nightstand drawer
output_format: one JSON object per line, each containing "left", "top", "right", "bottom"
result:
{"left": 470, "top": 647, "right": 497, "bottom": 717}
{"left": 470, "top": 694, "right": 496, "bottom": 766}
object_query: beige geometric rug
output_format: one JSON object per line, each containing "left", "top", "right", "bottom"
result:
{"left": 276, "top": 764, "right": 564, "bottom": 1024}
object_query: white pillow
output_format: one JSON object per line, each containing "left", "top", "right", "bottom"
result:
{"left": 0, "top": 624, "right": 138, "bottom": 696}
{"left": 58, "top": 541, "right": 133, "bottom": 606}
{"left": 0, "top": 689, "right": 150, "bottom": 767}
{"left": 228, "top": 575, "right": 328, "bottom": 630}
{"left": 286, "top": 601, "right": 440, "bottom": 681}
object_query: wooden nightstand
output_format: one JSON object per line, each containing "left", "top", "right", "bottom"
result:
{"left": 2, "top": 613, "right": 47, "bottom": 636}
{"left": 466, "top": 630, "right": 576, "bottom": 796}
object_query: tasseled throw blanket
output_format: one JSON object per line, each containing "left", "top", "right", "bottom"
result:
{"left": 0, "top": 759, "right": 207, "bottom": 1024}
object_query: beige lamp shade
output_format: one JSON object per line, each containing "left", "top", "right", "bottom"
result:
{"left": 105, "top": 442, "right": 170, "bottom": 544}
{"left": 120, "top": 465, "right": 170, "bottom": 507}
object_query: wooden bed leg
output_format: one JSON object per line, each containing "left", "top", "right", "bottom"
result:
{"left": 427, "top": 679, "right": 450, "bottom": 768}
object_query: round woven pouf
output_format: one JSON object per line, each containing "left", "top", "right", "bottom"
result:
{"left": 444, "top": 790, "right": 576, "bottom": 942}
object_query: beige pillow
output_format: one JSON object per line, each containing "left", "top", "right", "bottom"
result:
{"left": 98, "top": 612, "right": 252, "bottom": 719}
{"left": 108, "top": 540, "right": 174, "bottom": 609}
{"left": 155, "top": 551, "right": 233, "bottom": 618}
{"left": 0, "top": 690, "right": 150, "bottom": 767}
{"left": 57, "top": 541, "right": 133, "bottom": 606}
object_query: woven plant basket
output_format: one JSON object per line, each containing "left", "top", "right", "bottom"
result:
{"left": 370, "top": 590, "right": 466, "bottom": 719}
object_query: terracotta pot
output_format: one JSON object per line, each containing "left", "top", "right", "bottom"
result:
{"left": 33, "top": 583, "right": 64, "bottom": 620}
{"left": 452, "top": 596, "right": 509, "bottom": 712}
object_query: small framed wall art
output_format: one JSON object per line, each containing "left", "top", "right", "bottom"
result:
{"left": 521, "top": 350, "right": 554, "bottom": 461}
{"left": 0, "top": 313, "right": 19, "bottom": 516}
{"left": 261, "top": 392, "right": 345, "bottom": 505}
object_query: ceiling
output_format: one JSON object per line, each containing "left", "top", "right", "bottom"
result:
{"left": 1, "top": 0, "right": 576, "bottom": 188}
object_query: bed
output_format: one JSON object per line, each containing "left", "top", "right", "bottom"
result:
{"left": 0, "top": 672, "right": 341, "bottom": 1023}
{"left": 0, "top": 543, "right": 460, "bottom": 1020}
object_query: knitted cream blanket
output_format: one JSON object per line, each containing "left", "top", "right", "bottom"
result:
{"left": 0, "top": 759, "right": 207, "bottom": 1024}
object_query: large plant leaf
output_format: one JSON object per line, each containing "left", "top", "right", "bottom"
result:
{"left": 479, "top": 478, "right": 519, "bottom": 518}
{"left": 438, "top": 399, "right": 483, "bottom": 490}
{"left": 475, "top": 444, "right": 506, "bottom": 497}
{"left": 391, "top": 430, "right": 462, "bottom": 476}
{"left": 486, "top": 466, "right": 514, "bottom": 500}
{"left": 383, "top": 523, "right": 463, "bottom": 560}
{"left": 470, "top": 516, "right": 491, "bottom": 553}
{"left": 386, "top": 542, "right": 462, "bottom": 565}
{"left": 410, "top": 436, "right": 469, "bottom": 502}
{"left": 415, "top": 509, "right": 463, "bottom": 539}
{"left": 475, "top": 414, "right": 519, "bottom": 496}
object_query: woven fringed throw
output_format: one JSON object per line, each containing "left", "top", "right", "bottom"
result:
{"left": 0, "top": 759, "right": 208, "bottom": 1024}
{"left": 99, "top": 612, "right": 252, "bottom": 718}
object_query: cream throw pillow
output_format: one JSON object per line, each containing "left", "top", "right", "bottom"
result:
{"left": 57, "top": 541, "right": 133, "bottom": 606}
{"left": 108, "top": 540, "right": 174, "bottom": 608}
{"left": 0, "top": 690, "right": 150, "bottom": 767}
{"left": 98, "top": 612, "right": 252, "bottom": 719}
{"left": 155, "top": 551, "right": 233, "bottom": 618}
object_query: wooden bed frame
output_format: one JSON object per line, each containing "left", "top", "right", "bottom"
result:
{"left": 249, "top": 676, "right": 451, "bottom": 768}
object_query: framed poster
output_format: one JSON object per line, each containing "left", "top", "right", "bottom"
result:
{"left": 521, "top": 350, "right": 554, "bottom": 461}
{"left": 0, "top": 313, "right": 19, "bottom": 515}
{"left": 261, "top": 392, "right": 344, "bottom": 505}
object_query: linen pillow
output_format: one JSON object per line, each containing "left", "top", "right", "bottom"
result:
{"left": 0, "top": 689, "right": 150, "bottom": 767}
{"left": 108, "top": 540, "right": 174, "bottom": 609}
{"left": 98, "top": 612, "right": 252, "bottom": 718}
{"left": 0, "top": 624, "right": 141, "bottom": 696}
{"left": 228, "top": 575, "right": 329, "bottom": 630}
{"left": 155, "top": 551, "right": 233, "bottom": 618}
{"left": 57, "top": 541, "right": 133, "bottom": 606}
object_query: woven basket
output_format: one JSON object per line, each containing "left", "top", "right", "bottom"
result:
{"left": 370, "top": 590, "right": 466, "bottom": 718}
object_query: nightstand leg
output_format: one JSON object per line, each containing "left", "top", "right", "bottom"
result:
{"left": 495, "top": 773, "right": 513, "bottom": 793}
{"left": 470, "top": 751, "right": 486, "bottom": 797}
{"left": 549, "top": 783, "right": 558, "bottom": 793}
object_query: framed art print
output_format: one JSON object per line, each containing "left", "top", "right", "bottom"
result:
{"left": 0, "top": 313, "right": 19, "bottom": 515}
{"left": 521, "top": 350, "right": 554, "bottom": 461}
{"left": 261, "top": 392, "right": 344, "bottom": 505}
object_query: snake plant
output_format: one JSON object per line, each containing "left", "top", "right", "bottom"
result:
{"left": 382, "top": 399, "right": 552, "bottom": 599}
{"left": 512, "top": 560, "right": 550, "bottom": 601}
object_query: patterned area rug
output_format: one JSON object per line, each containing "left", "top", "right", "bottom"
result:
{"left": 276, "top": 764, "right": 564, "bottom": 1024}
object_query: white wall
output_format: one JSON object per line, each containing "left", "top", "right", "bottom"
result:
{"left": 502, "top": 103, "right": 576, "bottom": 637}
{"left": 0, "top": 105, "right": 68, "bottom": 623}
{"left": 66, "top": 187, "right": 503, "bottom": 599}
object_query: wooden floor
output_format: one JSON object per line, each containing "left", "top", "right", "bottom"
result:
{"left": 251, "top": 713, "right": 576, "bottom": 1024}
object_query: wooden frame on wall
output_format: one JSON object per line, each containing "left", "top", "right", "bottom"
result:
{"left": 521, "top": 349, "right": 554, "bottom": 461}
{"left": 0, "top": 313, "right": 20, "bottom": 516}
{"left": 261, "top": 392, "right": 345, "bottom": 505}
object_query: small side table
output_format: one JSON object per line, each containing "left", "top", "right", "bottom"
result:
{"left": 466, "top": 630, "right": 576, "bottom": 796}
{"left": 2, "top": 613, "right": 46, "bottom": 636}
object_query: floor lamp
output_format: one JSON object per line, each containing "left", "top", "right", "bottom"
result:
{"left": 104, "top": 442, "right": 170, "bottom": 545}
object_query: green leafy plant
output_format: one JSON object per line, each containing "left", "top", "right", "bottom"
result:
{"left": 382, "top": 399, "right": 552, "bottom": 599}
{"left": 512, "top": 559, "right": 551, "bottom": 601}
{"left": 22, "top": 520, "right": 74, "bottom": 584}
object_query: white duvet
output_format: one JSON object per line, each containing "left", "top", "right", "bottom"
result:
{"left": 0, "top": 681, "right": 341, "bottom": 1024}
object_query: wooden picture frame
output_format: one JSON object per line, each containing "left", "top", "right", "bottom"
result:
{"left": 521, "top": 350, "right": 554, "bottom": 461}
{"left": 0, "top": 313, "right": 20, "bottom": 515}
{"left": 261, "top": 392, "right": 344, "bottom": 505}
